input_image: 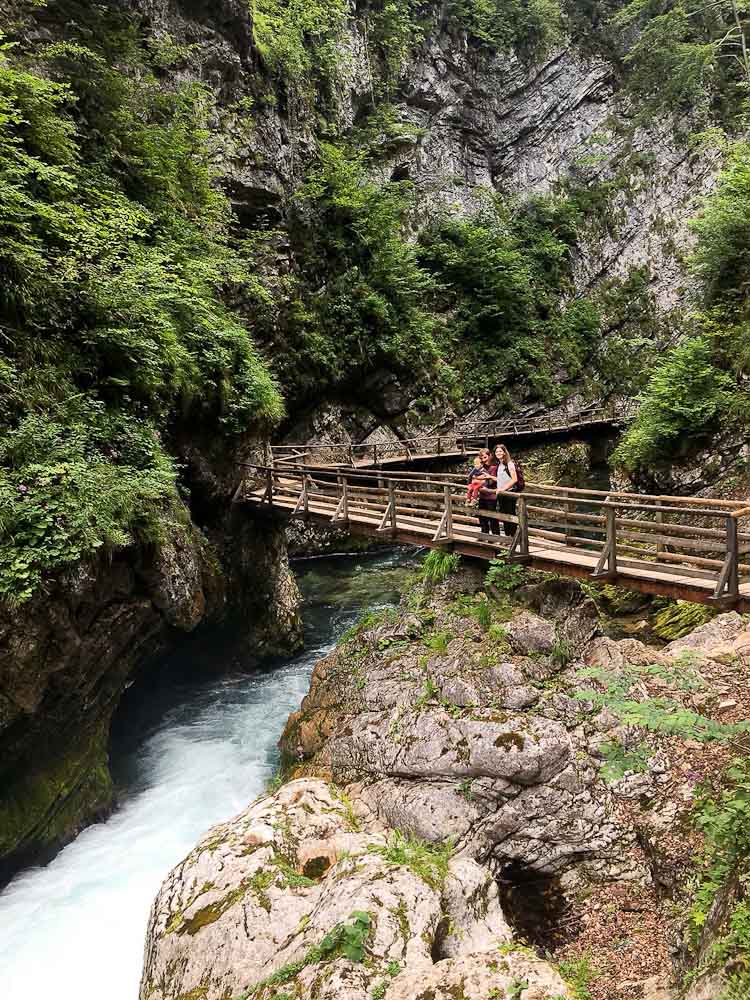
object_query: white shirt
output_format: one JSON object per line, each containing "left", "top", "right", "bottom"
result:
{"left": 495, "top": 461, "right": 515, "bottom": 490}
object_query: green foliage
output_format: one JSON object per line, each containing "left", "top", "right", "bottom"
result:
{"left": 418, "top": 195, "right": 599, "bottom": 405}
{"left": 415, "top": 675, "right": 440, "bottom": 707}
{"left": 508, "top": 980, "right": 530, "bottom": 1000}
{"left": 340, "top": 608, "right": 394, "bottom": 645}
{"left": 267, "top": 142, "right": 448, "bottom": 405}
{"left": 421, "top": 549, "right": 461, "bottom": 585}
{"left": 367, "top": 830, "right": 454, "bottom": 889}
{"left": 611, "top": 0, "right": 750, "bottom": 124}
{"left": 575, "top": 664, "right": 748, "bottom": 742}
{"left": 598, "top": 739, "right": 651, "bottom": 783}
{"left": 370, "top": 958, "right": 401, "bottom": 998}
{"left": 424, "top": 630, "right": 453, "bottom": 654}
{"left": 688, "top": 759, "right": 750, "bottom": 978}
{"left": 240, "top": 910, "right": 372, "bottom": 997}
{"left": 692, "top": 142, "right": 750, "bottom": 314}
{"left": 0, "top": 9, "right": 282, "bottom": 599}
{"left": 485, "top": 554, "right": 527, "bottom": 592}
{"left": 612, "top": 336, "right": 733, "bottom": 471}
{"left": 558, "top": 955, "right": 596, "bottom": 999}
{"left": 474, "top": 595, "right": 492, "bottom": 630}
{"left": 250, "top": 0, "right": 348, "bottom": 98}
{"left": 584, "top": 266, "right": 662, "bottom": 398}
{"left": 653, "top": 600, "right": 713, "bottom": 640}
{"left": 615, "top": 142, "right": 750, "bottom": 470}
{"left": 448, "top": 0, "right": 563, "bottom": 56}
{"left": 550, "top": 637, "right": 573, "bottom": 669}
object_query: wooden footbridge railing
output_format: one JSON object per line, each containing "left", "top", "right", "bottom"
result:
{"left": 456, "top": 400, "right": 635, "bottom": 439}
{"left": 272, "top": 403, "right": 635, "bottom": 470}
{"left": 238, "top": 463, "right": 750, "bottom": 609}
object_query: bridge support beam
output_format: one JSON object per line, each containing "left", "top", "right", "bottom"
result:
{"left": 331, "top": 475, "right": 349, "bottom": 525}
{"left": 377, "top": 481, "right": 398, "bottom": 537}
{"left": 432, "top": 486, "right": 455, "bottom": 545}
{"left": 508, "top": 496, "right": 531, "bottom": 563}
{"left": 292, "top": 477, "right": 309, "bottom": 519}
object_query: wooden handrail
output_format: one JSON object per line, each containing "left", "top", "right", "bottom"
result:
{"left": 239, "top": 459, "right": 749, "bottom": 606}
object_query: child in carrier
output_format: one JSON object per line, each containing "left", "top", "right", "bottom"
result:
{"left": 466, "top": 456, "right": 489, "bottom": 507}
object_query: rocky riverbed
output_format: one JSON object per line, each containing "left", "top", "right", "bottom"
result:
{"left": 140, "top": 563, "right": 750, "bottom": 1000}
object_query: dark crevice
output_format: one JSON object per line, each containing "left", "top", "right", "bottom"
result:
{"left": 497, "top": 862, "right": 578, "bottom": 950}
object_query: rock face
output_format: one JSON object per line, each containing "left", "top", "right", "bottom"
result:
{"left": 120, "top": 1, "right": 717, "bottom": 453}
{"left": 280, "top": 573, "right": 631, "bottom": 881}
{"left": 140, "top": 778, "right": 571, "bottom": 1000}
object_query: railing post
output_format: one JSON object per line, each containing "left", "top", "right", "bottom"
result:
{"left": 444, "top": 485, "right": 453, "bottom": 540}
{"left": 562, "top": 488, "right": 571, "bottom": 543}
{"left": 302, "top": 475, "right": 309, "bottom": 515}
{"left": 593, "top": 504, "right": 618, "bottom": 579}
{"left": 726, "top": 515, "right": 739, "bottom": 598}
{"left": 348, "top": 444, "right": 354, "bottom": 466}
{"left": 655, "top": 510, "right": 664, "bottom": 556}
{"left": 265, "top": 468, "right": 273, "bottom": 503}
{"left": 373, "top": 442, "right": 378, "bottom": 467}
{"left": 389, "top": 480, "right": 398, "bottom": 537}
{"left": 341, "top": 475, "right": 349, "bottom": 522}
{"left": 437, "top": 435, "right": 442, "bottom": 455}
{"left": 517, "top": 495, "right": 529, "bottom": 557}
{"left": 607, "top": 506, "right": 617, "bottom": 575}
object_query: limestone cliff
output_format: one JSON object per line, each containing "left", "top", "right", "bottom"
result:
{"left": 122, "top": 0, "right": 716, "bottom": 441}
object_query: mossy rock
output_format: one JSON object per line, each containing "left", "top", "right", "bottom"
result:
{"left": 0, "top": 723, "right": 113, "bottom": 876}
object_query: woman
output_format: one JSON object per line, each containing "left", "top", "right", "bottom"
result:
{"left": 494, "top": 443, "right": 518, "bottom": 537}
{"left": 475, "top": 447, "right": 501, "bottom": 535}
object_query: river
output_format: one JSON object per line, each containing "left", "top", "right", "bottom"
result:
{"left": 0, "top": 549, "right": 414, "bottom": 1000}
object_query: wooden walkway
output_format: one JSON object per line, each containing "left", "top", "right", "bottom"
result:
{"left": 271, "top": 404, "right": 633, "bottom": 470}
{"left": 238, "top": 464, "right": 750, "bottom": 610}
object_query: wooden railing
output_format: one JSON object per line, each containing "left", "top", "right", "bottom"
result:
{"left": 270, "top": 434, "right": 467, "bottom": 468}
{"left": 456, "top": 400, "right": 636, "bottom": 439}
{"left": 238, "top": 464, "right": 750, "bottom": 606}
{"left": 271, "top": 402, "right": 637, "bottom": 469}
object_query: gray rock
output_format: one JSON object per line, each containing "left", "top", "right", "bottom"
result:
{"left": 140, "top": 778, "right": 567, "bottom": 1000}
{"left": 505, "top": 611, "right": 557, "bottom": 654}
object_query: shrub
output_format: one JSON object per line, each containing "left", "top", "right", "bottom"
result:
{"left": 485, "top": 554, "right": 526, "bottom": 592}
{"left": 688, "top": 760, "right": 750, "bottom": 977}
{"left": 612, "top": 336, "right": 733, "bottom": 471}
{"left": 421, "top": 549, "right": 462, "bottom": 585}
{"left": 0, "top": 14, "right": 282, "bottom": 600}
{"left": 417, "top": 195, "right": 599, "bottom": 405}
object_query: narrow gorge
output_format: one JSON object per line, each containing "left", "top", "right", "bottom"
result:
{"left": 0, "top": 0, "right": 749, "bottom": 997}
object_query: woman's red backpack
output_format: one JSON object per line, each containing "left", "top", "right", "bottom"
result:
{"left": 507, "top": 460, "right": 525, "bottom": 492}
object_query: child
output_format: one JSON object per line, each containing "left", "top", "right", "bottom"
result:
{"left": 466, "top": 456, "right": 488, "bottom": 507}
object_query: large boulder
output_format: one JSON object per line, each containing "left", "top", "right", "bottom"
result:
{"left": 139, "top": 779, "right": 570, "bottom": 1000}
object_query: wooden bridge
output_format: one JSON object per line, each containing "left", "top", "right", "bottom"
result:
{"left": 272, "top": 403, "right": 632, "bottom": 470}
{"left": 238, "top": 463, "right": 750, "bottom": 610}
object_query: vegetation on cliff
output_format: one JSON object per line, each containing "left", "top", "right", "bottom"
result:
{"left": 0, "top": 2, "right": 282, "bottom": 600}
